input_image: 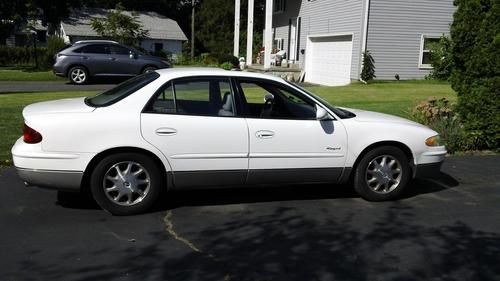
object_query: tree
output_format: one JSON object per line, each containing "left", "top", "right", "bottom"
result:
{"left": 427, "top": 35, "right": 453, "bottom": 81}
{"left": 91, "top": 3, "right": 149, "bottom": 47}
{"left": 450, "top": 0, "right": 500, "bottom": 149}
{"left": 361, "top": 50, "right": 376, "bottom": 82}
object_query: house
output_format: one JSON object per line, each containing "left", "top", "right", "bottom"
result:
{"left": 235, "top": 0, "right": 455, "bottom": 86}
{"left": 3, "top": 20, "right": 48, "bottom": 47}
{"left": 57, "top": 9, "right": 187, "bottom": 55}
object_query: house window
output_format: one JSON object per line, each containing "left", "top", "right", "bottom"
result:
{"left": 154, "top": 43, "right": 163, "bottom": 52}
{"left": 274, "top": 0, "right": 286, "bottom": 13}
{"left": 419, "top": 35, "right": 440, "bottom": 69}
{"left": 274, "top": 38, "right": 284, "bottom": 51}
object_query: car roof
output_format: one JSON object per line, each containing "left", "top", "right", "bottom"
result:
{"left": 74, "top": 40, "right": 119, "bottom": 44}
{"left": 155, "top": 67, "right": 287, "bottom": 83}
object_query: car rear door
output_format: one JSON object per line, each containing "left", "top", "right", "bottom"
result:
{"left": 234, "top": 78, "right": 348, "bottom": 185}
{"left": 140, "top": 76, "right": 249, "bottom": 188}
{"left": 75, "top": 44, "right": 111, "bottom": 75}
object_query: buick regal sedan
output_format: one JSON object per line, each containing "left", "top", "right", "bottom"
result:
{"left": 12, "top": 68, "right": 446, "bottom": 215}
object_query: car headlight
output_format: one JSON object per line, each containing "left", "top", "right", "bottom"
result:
{"left": 425, "top": 135, "right": 441, "bottom": 147}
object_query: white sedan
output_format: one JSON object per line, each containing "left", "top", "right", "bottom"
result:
{"left": 12, "top": 68, "right": 446, "bottom": 215}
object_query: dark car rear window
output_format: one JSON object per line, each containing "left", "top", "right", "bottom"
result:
{"left": 85, "top": 72, "right": 160, "bottom": 107}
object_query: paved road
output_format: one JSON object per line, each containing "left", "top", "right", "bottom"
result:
{"left": 0, "top": 80, "right": 117, "bottom": 93}
{"left": 1, "top": 155, "right": 499, "bottom": 281}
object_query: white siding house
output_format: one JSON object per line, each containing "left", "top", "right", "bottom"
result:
{"left": 58, "top": 9, "right": 187, "bottom": 55}
{"left": 236, "top": 0, "right": 455, "bottom": 85}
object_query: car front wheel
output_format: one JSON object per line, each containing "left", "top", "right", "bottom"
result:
{"left": 90, "top": 153, "right": 163, "bottom": 215}
{"left": 142, "top": 66, "right": 157, "bottom": 74}
{"left": 68, "top": 66, "right": 88, "bottom": 84}
{"left": 353, "top": 146, "right": 410, "bottom": 201}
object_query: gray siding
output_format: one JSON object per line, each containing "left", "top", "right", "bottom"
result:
{"left": 366, "top": 0, "right": 455, "bottom": 80}
{"left": 273, "top": 0, "right": 364, "bottom": 79}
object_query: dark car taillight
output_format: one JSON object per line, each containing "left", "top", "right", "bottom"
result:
{"left": 23, "top": 123, "right": 42, "bottom": 144}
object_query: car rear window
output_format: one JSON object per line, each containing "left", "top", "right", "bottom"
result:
{"left": 85, "top": 72, "right": 160, "bottom": 107}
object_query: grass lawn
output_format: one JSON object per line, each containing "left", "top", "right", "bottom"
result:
{"left": 0, "top": 68, "right": 63, "bottom": 81}
{"left": 0, "top": 81, "right": 456, "bottom": 165}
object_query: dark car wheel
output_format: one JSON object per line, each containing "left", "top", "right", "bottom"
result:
{"left": 68, "top": 66, "right": 89, "bottom": 84}
{"left": 90, "top": 153, "right": 163, "bottom": 215}
{"left": 353, "top": 146, "right": 410, "bottom": 201}
{"left": 142, "top": 66, "right": 157, "bottom": 74}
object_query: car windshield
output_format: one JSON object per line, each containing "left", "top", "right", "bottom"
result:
{"left": 286, "top": 81, "right": 356, "bottom": 119}
{"left": 85, "top": 72, "right": 160, "bottom": 107}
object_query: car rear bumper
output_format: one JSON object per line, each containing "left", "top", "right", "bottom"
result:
{"left": 16, "top": 167, "right": 82, "bottom": 191}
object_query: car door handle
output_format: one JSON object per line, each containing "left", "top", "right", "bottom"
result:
{"left": 155, "top": 128, "right": 177, "bottom": 136}
{"left": 80, "top": 56, "right": 88, "bottom": 60}
{"left": 109, "top": 57, "right": 117, "bottom": 61}
{"left": 256, "top": 130, "right": 274, "bottom": 139}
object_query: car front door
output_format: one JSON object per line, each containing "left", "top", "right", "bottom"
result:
{"left": 75, "top": 43, "right": 111, "bottom": 75}
{"left": 234, "top": 78, "right": 348, "bottom": 185}
{"left": 140, "top": 76, "right": 248, "bottom": 188}
{"left": 108, "top": 44, "right": 142, "bottom": 75}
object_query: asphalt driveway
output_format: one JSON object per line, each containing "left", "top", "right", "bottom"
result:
{"left": 1, "top": 155, "right": 499, "bottom": 281}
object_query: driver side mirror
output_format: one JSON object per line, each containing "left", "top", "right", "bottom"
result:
{"left": 316, "top": 105, "right": 334, "bottom": 121}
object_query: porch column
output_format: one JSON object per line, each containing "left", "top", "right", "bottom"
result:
{"left": 233, "top": 0, "right": 240, "bottom": 57}
{"left": 263, "top": 0, "right": 273, "bottom": 69}
{"left": 246, "top": 0, "right": 254, "bottom": 66}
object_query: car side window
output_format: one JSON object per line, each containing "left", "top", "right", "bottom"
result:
{"left": 110, "top": 45, "right": 130, "bottom": 55}
{"left": 236, "top": 79, "right": 316, "bottom": 120}
{"left": 145, "top": 77, "right": 235, "bottom": 117}
{"left": 75, "top": 44, "right": 110, "bottom": 54}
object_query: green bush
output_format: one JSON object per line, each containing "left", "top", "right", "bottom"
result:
{"left": 426, "top": 36, "right": 453, "bottom": 80}
{"left": 409, "top": 97, "right": 484, "bottom": 153}
{"left": 46, "top": 36, "right": 67, "bottom": 65}
{"left": 0, "top": 45, "right": 48, "bottom": 67}
{"left": 360, "top": 50, "right": 376, "bottom": 82}
{"left": 202, "top": 53, "right": 239, "bottom": 67}
{"left": 450, "top": 0, "right": 500, "bottom": 150}
{"left": 219, "top": 61, "right": 233, "bottom": 70}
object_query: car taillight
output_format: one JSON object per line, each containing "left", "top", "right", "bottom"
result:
{"left": 23, "top": 123, "right": 42, "bottom": 144}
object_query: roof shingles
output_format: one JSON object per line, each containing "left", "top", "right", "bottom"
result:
{"left": 62, "top": 9, "right": 187, "bottom": 41}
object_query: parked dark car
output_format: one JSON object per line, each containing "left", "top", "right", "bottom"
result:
{"left": 53, "top": 40, "right": 171, "bottom": 84}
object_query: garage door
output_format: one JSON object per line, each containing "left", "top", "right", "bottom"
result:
{"left": 305, "top": 35, "right": 353, "bottom": 86}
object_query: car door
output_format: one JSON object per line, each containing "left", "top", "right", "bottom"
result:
{"left": 234, "top": 78, "right": 348, "bottom": 185}
{"left": 75, "top": 43, "right": 111, "bottom": 75}
{"left": 108, "top": 44, "right": 141, "bottom": 75}
{"left": 140, "top": 76, "right": 249, "bottom": 188}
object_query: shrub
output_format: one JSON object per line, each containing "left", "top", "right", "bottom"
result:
{"left": 0, "top": 45, "right": 48, "bottom": 67}
{"left": 360, "top": 50, "right": 376, "bottom": 82}
{"left": 46, "top": 36, "right": 67, "bottom": 65}
{"left": 450, "top": 0, "right": 500, "bottom": 150}
{"left": 202, "top": 53, "right": 239, "bottom": 67}
{"left": 219, "top": 61, "right": 233, "bottom": 70}
{"left": 410, "top": 97, "right": 453, "bottom": 126}
{"left": 425, "top": 35, "right": 453, "bottom": 80}
{"left": 409, "top": 97, "right": 483, "bottom": 153}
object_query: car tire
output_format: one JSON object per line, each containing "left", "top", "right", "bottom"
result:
{"left": 353, "top": 146, "right": 410, "bottom": 201}
{"left": 68, "top": 66, "right": 89, "bottom": 84}
{"left": 142, "top": 66, "right": 157, "bottom": 74}
{"left": 90, "top": 153, "right": 163, "bottom": 215}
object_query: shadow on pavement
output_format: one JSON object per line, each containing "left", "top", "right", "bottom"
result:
{"left": 56, "top": 172, "right": 459, "bottom": 212}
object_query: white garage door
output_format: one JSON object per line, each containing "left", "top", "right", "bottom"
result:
{"left": 305, "top": 35, "right": 353, "bottom": 86}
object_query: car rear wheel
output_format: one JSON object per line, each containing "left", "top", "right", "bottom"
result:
{"left": 90, "top": 153, "right": 163, "bottom": 215}
{"left": 353, "top": 146, "right": 410, "bottom": 201}
{"left": 68, "top": 66, "right": 88, "bottom": 84}
{"left": 142, "top": 66, "right": 157, "bottom": 74}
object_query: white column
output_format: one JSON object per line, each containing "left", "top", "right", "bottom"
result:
{"left": 246, "top": 0, "right": 254, "bottom": 66}
{"left": 233, "top": 0, "right": 240, "bottom": 57}
{"left": 263, "top": 0, "right": 273, "bottom": 69}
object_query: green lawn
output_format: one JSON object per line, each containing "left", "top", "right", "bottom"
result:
{"left": 0, "top": 81, "right": 456, "bottom": 165}
{"left": 0, "top": 68, "right": 63, "bottom": 81}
